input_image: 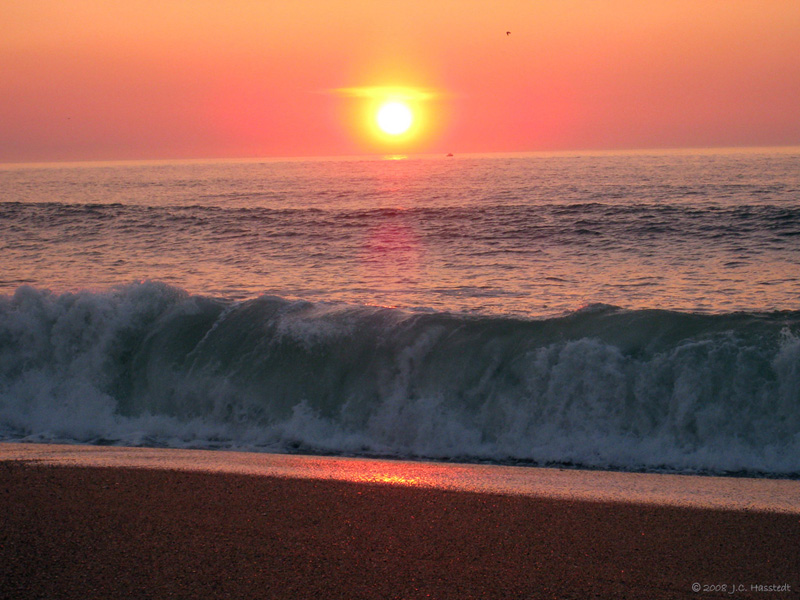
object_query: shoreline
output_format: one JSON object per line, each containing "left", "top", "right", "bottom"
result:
{"left": 2, "top": 442, "right": 800, "bottom": 514}
{"left": 2, "top": 454, "right": 799, "bottom": 599}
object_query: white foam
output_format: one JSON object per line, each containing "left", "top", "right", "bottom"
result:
{"left": 2, "top": 284, "right": 799, "bottom": 476}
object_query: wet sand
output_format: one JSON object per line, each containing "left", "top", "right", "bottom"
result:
{"left": 1, "top": 454, "right": 798, "bottom": 599}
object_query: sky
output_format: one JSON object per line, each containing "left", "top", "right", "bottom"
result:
{"left": 2, "top": 0, "right": 799, "bottom": 162}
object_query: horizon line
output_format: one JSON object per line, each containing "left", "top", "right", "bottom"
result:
{"left": 2, "top": 144, "right": 799, "bottom": 169}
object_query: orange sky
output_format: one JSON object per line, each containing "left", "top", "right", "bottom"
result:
{"left": 2, "top": 0, "right": 799, "bottom": 162}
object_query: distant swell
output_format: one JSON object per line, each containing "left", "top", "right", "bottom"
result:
{"left": 1, "top": 283, "right": 799, "bottom": 477}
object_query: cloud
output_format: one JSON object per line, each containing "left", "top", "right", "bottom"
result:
{"left": 329, "top": 86, "right": 441, "bottom": 101}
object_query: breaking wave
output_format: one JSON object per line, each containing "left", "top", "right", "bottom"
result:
{"left": 1, "top": 282, "right": 798, "bottom": 476}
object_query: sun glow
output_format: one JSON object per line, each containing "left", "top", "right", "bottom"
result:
{"left": 333, "top": 84, "right": 442, "bottom": 149}
{"left": 376, "top": 101, "right": 413, "bottom": 135}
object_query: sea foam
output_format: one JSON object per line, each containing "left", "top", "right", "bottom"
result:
{"left": 1, "top": 282, "right": 798, "bottom": 476}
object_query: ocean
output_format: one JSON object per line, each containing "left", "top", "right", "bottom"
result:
{"left": 1, "top": 149, "right": 799, "bottom": 477}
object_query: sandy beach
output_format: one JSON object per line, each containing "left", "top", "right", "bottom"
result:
{"left": 1, "top": 445, "right": 798, "bottom": 599}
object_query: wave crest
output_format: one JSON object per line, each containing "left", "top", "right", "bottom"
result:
{"left": 1, "top": 283, "right": 798, "bottom": 476}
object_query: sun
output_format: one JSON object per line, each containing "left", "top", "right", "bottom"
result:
{"left": 376, "top": 101, "right": 413, "bottom": 136}
{"left": 334, "top": 85, "right": 439, "bottom": 147}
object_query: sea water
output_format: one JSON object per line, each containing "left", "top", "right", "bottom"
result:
{"left": 1, "top": 150, "right": 799, "bottom": 476}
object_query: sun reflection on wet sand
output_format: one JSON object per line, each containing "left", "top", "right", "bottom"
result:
{"left": 3, "top": 443, "right": 800, "bottom": 514}
{"left": 355, "top": 472, "right": 423, "bottom": 486}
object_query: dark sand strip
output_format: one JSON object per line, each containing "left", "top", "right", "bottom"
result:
{"left": 1, "top": 461, "right": 798, "bottom": 600}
